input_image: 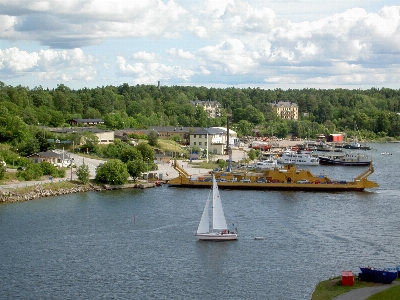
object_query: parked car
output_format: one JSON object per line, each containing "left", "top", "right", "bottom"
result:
{"left": 219, "top": 178, "right": 230, "bottom": 182}
{"left": 240, "top": 178, "right": 251, "bottom": 183}
{"left": 297, "top": 179, "right": 310, "bottom": 184}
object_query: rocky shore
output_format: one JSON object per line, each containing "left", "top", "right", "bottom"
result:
{"left": 0, "top": 181, "right": 158, "bottom": 203}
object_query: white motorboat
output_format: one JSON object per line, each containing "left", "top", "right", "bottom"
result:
{"left": 255, "top": 158, "right": 278, "bottom": 169}
{"left": 277, "top": 150, "right": 319, "bottom": 166}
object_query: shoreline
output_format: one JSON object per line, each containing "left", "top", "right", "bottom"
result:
{"left": 0, "top": 180, "right": 159, "bottom": 203}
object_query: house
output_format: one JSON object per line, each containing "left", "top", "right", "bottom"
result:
{"left": 69, "top": 118, "right": 105, "bottom": 126}
{"left": 189, "top": 127, "right": 238, "bottom": 155}
{"left": 270, "top": 101, "right": 298, "bottom": 120}
{"left": 50, "top": 128, "right": 114, "bottom": 145}
{"left": 149, "top": 126, "right": 201, "bottom": 144}
{"left": 154, "top": 153, "right": 172, "bottom": 164}
{"left": 189, "top": 100, "right": 222, "bottom": 118}
{"left": 28, "top": 151, "right": 72, "bottom": 167}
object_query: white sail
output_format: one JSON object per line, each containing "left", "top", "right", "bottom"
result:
{"left": 212, "top": 175, "right": 228, "bottom": 231}
{"left": 197, "top": 191, "right": 211, "bottom": 234}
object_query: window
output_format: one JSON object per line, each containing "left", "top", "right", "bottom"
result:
{"left": 199, "top": 142, "right": 202, "bottom": 146}
{"left": 194, "top": 142, "right": 196, "bottom": 145}
{"left": 194, "top": 135, "right": 196, "bottom": 138}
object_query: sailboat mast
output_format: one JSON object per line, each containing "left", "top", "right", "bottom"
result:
{"left": 211, "top": 175, "right": 215, "bottom": 233}
{"left": 353, "top": 120, "right": 357, "bottom": 141}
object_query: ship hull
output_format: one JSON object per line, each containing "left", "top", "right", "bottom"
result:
{"left": 168, "top": 162, "right": 379, "bottom": 192}
{"left": 168, "top": 181, "right": 366, "bottom": 192}
{"left": 319, "top": 157, "right": 371, "bottom": 166}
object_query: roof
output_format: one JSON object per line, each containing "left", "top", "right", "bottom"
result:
{"left": 189, "top": 100, "right": 221, "bottom": 106}
{"left": 270, "top": 101, "right": 298, "bottom": 107}
{"left": 190, "top": 127, "right": 226, "bottom": 135}
{"left": 149, "top": 126, "right": 199, "bottom": 133}
{"left": 28, "top": 151, "right": 71, "bottom": 160}
{"left": 69, "top": 118, "right": 104, "bottom": 123}
{"left": 50, "top": 128, "right": 113, "bottom": 134}
{"left": 190, "top": 127, "right": 237, "bottom": 136}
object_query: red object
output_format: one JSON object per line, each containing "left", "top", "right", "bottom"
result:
{"left": 327, "top": 134, "right": 344, "bottom": 142}
{"left": 341, "top": 271, "right": 354, "bottom": 286}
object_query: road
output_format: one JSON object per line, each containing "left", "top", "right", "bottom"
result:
{"left": 1, "top": 140, "right": 301, "bottom": 189}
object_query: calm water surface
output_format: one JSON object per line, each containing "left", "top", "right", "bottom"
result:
{"left": 1, "top": 143, "right": 400, "bottom": 299}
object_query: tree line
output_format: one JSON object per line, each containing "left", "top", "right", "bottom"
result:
{"left": 1, "top": 81, "right": 400, "bottom": 147}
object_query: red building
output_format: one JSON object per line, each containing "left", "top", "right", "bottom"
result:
{"left": 326, "top": 133, "right": 344, "bottom": 142}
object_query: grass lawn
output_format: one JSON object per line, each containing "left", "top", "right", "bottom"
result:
{"left": 367, "top": 284, "right": 400, "bottom": 300}
{"left": 311, "top": 277, "right": 400, "bottom": 300}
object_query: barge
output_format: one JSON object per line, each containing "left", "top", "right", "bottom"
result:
{"left": 168, "top": 162, "right": 379, "bottom": 192}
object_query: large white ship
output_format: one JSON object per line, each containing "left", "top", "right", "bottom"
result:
{"left": 277, "top": 150, "right": 319, "bottom": 166}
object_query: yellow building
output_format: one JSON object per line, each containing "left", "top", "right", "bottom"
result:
{"left": 270, "top": 101, "right": 298, "bottom": 120}
{"left": 189, "top": 100, "right": 222, "bottom": 118}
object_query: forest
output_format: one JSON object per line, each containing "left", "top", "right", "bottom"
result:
{"left": 1, "top": 81, "right": 400, "bottom": 152}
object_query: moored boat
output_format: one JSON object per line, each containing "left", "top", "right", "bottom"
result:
{"left": 255, "top": 158, "right": 279, "bottom": 169}
{"left": 318, "top": 152, "right": 371, "bottom": 166}
{"left": 336, "top": 141, "right": 371, "bottom": 150}
{"left": 168, "top": 161, "right": 379, "bottom": 192}
{"left": 277, "top": 149, "right": 319, "bottom": 166}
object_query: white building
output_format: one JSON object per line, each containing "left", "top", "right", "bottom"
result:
{"left": 189, "top": 127, "right": 237, "bottom": 155}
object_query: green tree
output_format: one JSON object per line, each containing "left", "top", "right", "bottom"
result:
{"left": 147, "top": 130, "right": 159, "bottom": 146}
{"left": 126, "top": 159, "right": 145, "bottom": 180}
{"left": 80, "top": 131, "right": 99, "bottom": 154}
{"left": 194, "top": 105, "right": 208, "bottom": 127}
{"left": 119, "top": 147, "right": 143, "bottom": 163}
{"left": 235, "top": 120, "right": 253, "bottom": 136}
{"left": 95, "top": 159, "right": 129, "bottom": 185}
{"left": 248, "top": 149, "right": 257, "bottom": 160}
{"left": 136, "top": 142, "right": 155, "bottom": 161}
{"left": 76, "top": 163, "right": 90, "bottom": 184}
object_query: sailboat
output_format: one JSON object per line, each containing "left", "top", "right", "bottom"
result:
{"left": 195, "top": 175, "right": 238, "bottom": 241}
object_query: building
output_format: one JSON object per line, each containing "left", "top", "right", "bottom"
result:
{"left": 28, "top": 151, "right": 72, "bottom": 167}
{"left": 326, "top": 134, "right": 344, "bottom": 142}
{"left": 270, "top": 101, "right": 298, "bottom": 120}
{"left": 149, "top": 126, "right": 202, "bottom": 144}
{"left": 50, "top": 128, "right": 114, "bottom": 145}
{"left": 189, "top": 100, "right": 222, "bottom": 118}
{"left": 68, "top": 118, "right": 105, "bottom": 126}
{"left": 189, "top": 127, "right": 238, "bottom": 155}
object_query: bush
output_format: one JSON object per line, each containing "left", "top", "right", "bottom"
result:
{"left": 95, "top": 159, "right": 130, "bottom": 185}
{"left": 17, "top": 163, "right": 43, "bottom": 181}
{"left": 76, "top": 164, "right": 90, "bottom": 184}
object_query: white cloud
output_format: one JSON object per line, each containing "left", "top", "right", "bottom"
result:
{"left": 117, "top": 55, "right": 195, "bottom": 84}
{"left": 1, "top": 1, "right": 400, "bottom": 88}
{"left": 166, "top": 48, "right": 195, "bottom": 59}
{"left": 133, "top": 51, "right": 158, "bottom": 62}
{"left": 0, "top": 48, "right": 39, "bottom": 71}
{"left": 198, "top": 39, "right": 256, "bottom": 74}
{"left": 0, "top": 47, "right": 97, "bottom": 82}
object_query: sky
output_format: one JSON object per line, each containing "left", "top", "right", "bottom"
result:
{"left": 0, "top": 0, "right": 399, "bottom": 90}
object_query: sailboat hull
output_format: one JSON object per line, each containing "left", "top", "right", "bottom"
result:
{"left": 195, "top": 233, "right": 238, "bottom": 241}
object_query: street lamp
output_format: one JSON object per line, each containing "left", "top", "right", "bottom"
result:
{"left": 146, "top": 158, "right": 149, "bottom": 183}
{"left": 70, "top": 158, "right": 74, "bottom": 181}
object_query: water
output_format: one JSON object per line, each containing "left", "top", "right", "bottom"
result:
{"left": 1, "top": 143, "right": 400, "bottom": 299}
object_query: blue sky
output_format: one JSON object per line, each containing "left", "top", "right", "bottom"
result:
{"left": 1, "top": 0, "right": 399, "bottom": 90}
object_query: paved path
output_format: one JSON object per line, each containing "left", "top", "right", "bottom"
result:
{"left": 332, "top": 281, "right": 399, "bottom": 300}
